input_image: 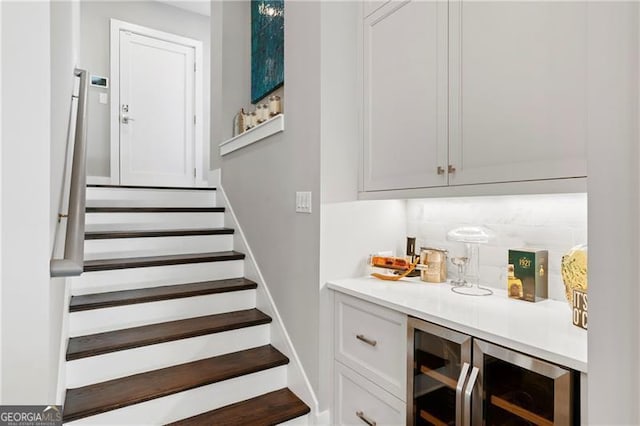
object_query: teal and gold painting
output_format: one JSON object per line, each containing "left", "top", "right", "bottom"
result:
{"left": 251, "top": 0, "right": 284, "bottom": 104}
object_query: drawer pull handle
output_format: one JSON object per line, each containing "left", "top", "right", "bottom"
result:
{"left": 356, "top": 334, "right": 377, "bottom": 347}
{"left": 356, "top": 410, "right": 377, "bottom": 426}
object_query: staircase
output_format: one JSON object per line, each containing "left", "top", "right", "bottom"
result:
{"left": 62, "top": 185, "right": 310, "bottom": 425}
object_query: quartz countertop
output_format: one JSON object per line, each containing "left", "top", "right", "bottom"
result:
{"left": 327, "top": 276, "right": 587, "bottom": 372}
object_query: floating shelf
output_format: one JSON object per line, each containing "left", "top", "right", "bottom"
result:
{"left": 219, "top": 114, "right": 284, "bottom": 157}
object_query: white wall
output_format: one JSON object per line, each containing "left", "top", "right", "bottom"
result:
{"left": 406, "top": 194, "right": 587, "bottom": 302}
{"left": 50, "top": 0, "right": 80, "bottom": 403}
{"left": 587, "top": 2, "right": 640, "bottom": 423}
{"left": 80, "top": 1, "right": 210, "bottom": 179}
{"left": 0, "top": 0, "right": 53, "bottom": 403}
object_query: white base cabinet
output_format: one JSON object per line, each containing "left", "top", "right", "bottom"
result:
{"left": 333, "top": 293, "right": 407, "bottom": 426}
{"left": 334, "top": 363, "right": 406, "bottom": 426}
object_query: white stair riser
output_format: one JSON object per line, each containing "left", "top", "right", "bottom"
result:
{"left": 70, "top": 261, "right": 244, "bottom": 295}
{"left": 279, "top": 414, "right": 310, "bottom": 425}
{"left": 85, "top": 212, "right": 224, "bottom": 231}
{"left": 65, "top": 366, "right": 288, "bottom": 425}
{"left": 84, "top": 234, "right": 234, "bottom": 260}
{"left": 66, "top": 325, "right": 270, "bottom": 388}
{"left": 86, "top": 187, "right": 216, "bottom": 207}
{"left": 69, "top": 290, "right": 256, "bottom": 336}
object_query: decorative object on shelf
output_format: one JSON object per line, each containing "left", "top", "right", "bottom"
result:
{"left": 446, "top": 226, "right": 494, "bottom": 296}
{"left": 256, "top": 104, "right": 266, "bottom": 124}
{"left": 251, "top": 0, "right": 284, "bottom": 104}
{"left": 268, "top": 95, "right": 282, "bottom": 116}
{"left": 262, "top": 103, "right": 270, "bottom": 122}
{"left": 507, "top": 249, "right": 548, "bottom": 302}
{"left": 233, "top": 108, "right": 246, "bottom": 137}
{"left": 561, "top": 244, "right": 587, "bottom": 329}
{"left": 248, "top": 112, "right": 258, "bottom": 129}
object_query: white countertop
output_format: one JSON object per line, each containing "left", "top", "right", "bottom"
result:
{"left": 327, "top": 276, "right": 587, "bottom": 372}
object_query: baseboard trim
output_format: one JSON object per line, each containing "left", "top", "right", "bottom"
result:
{"left": 216, "top": 184, "right": 320, "bottom": 417}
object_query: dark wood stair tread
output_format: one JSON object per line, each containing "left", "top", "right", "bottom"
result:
{"left": 63, "top": 345, "right": 289, "bottom": 423}
{"left": 86, "top": 207, "right": 224, "bottom": 213}
{"left": 88, "top": 184, "right": 217, "bottom": 191}
{"left": 83, "top": 251, "right": 245, "bottom": 272}
{"left": 85, "top": 227, "right": 234, "bottom": 240}
{"left": 70, "top": 278, "right": 257, "bottom": 312}
{"left": 168, "top": 388, "right": 310, "bottom": 426}
{"left": 67, "top": 309, "right": 271, "bottom": 361}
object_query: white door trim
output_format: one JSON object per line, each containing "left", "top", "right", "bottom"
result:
{"left": 109, "top": 19, "right": 206, "bottom": 187}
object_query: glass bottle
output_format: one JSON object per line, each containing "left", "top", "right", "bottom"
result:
{"left": 507, "top": 264, "right": 523, "bottom": 299}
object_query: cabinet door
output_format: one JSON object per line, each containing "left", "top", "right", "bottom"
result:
{"left": 334, "top": 363, "right": 406, "bottom": 426}
{"left": 449, "top": 2, "right": 588, "bottom": 185}
{"left": 335, "top": 293, "right": 406, "bottom": 400}
{"left": 471, "top": 339, "right": 575, "bottom": 425}
{"left": 363, "top": 1, "right": 448, "bottom": 191}
{"left": 408, "top": 317, "right": 472, "bottom": 426}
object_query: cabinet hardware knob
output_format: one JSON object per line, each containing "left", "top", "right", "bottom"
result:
{"left": 356, "top": 410, "right": 377, "bottom": 426}
{"left": 448, "top": 164, "right": 456, "bottom": 173}
{"left": 437, "top": 166, "right": 445, "bottom": 175}
{"left": 356, "top": 334, "right": 377, "bottom": 347}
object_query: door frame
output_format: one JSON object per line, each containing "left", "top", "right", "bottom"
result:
{"left": 109, "top": 19, "right": 205, "bottom": 186}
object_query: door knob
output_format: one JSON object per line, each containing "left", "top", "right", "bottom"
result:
{"left": 121, "top": 115, "right": 135, "bottom": 124}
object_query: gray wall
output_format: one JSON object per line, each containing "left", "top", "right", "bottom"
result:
{"left": 80, "top": 1, "right": 210, "bottom": 178}
{"left": 211, "top": 0, "right": 251, "bottom": 170}
{"left": 213, "top": 1, "right": 322, "bottom": 392}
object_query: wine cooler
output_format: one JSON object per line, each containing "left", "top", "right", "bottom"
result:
{"left": 408, "top": 317, "right": 577, "bottom": 426}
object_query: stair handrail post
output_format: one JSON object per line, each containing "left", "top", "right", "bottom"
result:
{"left": 50, "top": 68, "right": 88, "bottom": 277}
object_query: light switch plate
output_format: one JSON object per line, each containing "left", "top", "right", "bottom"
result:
{"left": 296, "top": 191, "right": 312, "bottom": 213}
{"left": 99, "top": 93, "right": 108, "bottom": 104}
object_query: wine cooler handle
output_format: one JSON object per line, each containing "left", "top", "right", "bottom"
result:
{"left": 355, "top": 410, "right": 377, "bottom": 426}
{"left": 463, "top": 367, "right": 480, "bottom": 426}
{"left": 455, "top": 362, "right": 471, "bottom": 426}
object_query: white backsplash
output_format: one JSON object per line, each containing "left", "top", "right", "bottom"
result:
{"left": 406, "top": 193, "right": 587, "bottom": 302}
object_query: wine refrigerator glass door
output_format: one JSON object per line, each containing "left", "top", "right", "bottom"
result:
{"left": 471, "top": 339, "right": 574, "bottom": 426}
{"left": 407, "top": 317, "right": 472, "bottom": 426}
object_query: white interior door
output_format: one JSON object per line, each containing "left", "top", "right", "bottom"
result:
{"left": 119, "top": 31, "right": 195, "bottom": 187}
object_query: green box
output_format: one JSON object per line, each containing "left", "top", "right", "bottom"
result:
{"left": 508, "top": 249, "right": 548, "bottom": 302}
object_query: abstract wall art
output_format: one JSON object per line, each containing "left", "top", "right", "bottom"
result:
{"left": 251, "top": 0, "right": 284, "bottom": 104}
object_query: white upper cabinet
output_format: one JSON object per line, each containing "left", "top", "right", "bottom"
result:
{"left": 448, "top": 1, "right": 588, "bottom": 185}
{"left": 361, "top": 1, "right": 588, "bottom": 195}
{"left": 363, "top": 1, "right": 448, "bottom": 191}
{"left": 363, "top": 0, "right": 389, "bottom": 18}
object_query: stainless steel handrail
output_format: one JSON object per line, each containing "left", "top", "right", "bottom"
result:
{"left": 50, "top": 68, "right": 88, "bottom": 277}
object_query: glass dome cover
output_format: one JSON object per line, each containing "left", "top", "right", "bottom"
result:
{"left": 446, "top": 226, "right": 494, "bottom": 244}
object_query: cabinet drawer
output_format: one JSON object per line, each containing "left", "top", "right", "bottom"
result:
{"left": 335, "top": 293, "right": 406, "bottom": 400}
{"left": 335, "top": 362, "right": 406, "bottom": 426}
